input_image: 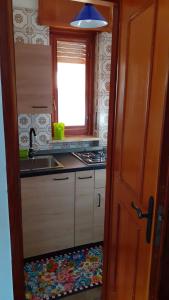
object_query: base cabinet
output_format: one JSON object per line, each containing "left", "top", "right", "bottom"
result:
{"left": 21, "top": 169, "right": 106, "bottom": 257}
{"left": 21, "top": 173, "right": 75, "bottom": 257}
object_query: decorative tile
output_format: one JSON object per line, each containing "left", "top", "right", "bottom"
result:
{"left": 19, "top": 132, "right": 30, "bottom": 148}
{"left": 36, "top": 132, "right": 50, "bottom": 147}
{"left": 18, "top": 114, "right": 31, "bottom": 129}
{"left": 94, "top": 32, "right": 112, "bottom": 146}
{"left": 31, "top": 114, "right": 51, "bottom": 129}
{"left": 18, "top": 113, "right": 52, "bottom": 149}
{"left": 13, "top": 7, "right": 49, "bottom": 45}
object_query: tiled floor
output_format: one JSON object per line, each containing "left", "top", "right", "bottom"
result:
{"left": 66, "top": 287, "right": 101, "bottom": 300}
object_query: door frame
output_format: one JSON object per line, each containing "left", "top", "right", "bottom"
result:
{"left": 0, "top": 1, "right": 25, "bottom": 299}
{"left": 1, "top": 0, "right": 169, "bottom": 300}
{"left": 102, "top": 2, "right": 119, "bottom": 298}
{"left": 150, "top": 78, "right": 169, "bottom": 300}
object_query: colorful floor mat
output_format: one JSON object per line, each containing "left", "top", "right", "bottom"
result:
{"left": 25, "top": 244, "right": 103, "bottom": 300}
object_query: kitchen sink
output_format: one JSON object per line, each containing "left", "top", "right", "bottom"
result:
{"left": 20, "top": 155, "right": 64, "bottom": 171}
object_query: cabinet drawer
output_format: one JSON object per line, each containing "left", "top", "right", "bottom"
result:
{"left": 76, "top": 170, "right": 94, "bottom": 193}
{"left": 47, "top": 172, "right": 75, "bottom": 185}
{"left": 95, "top": 169, "right": 106, "bottom": 188}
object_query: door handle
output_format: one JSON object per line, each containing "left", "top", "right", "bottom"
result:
{"left": 53, "top": 177, "right": 69, "bottom": 181}
{"left": 131, "top": 196, "right": 154, "bottom": 243}
{"left": 32, "top": 106, "right": 48, "bottom": 109}
{"left": 97, "top": 193, "right": 101, "bottom": 207}
{"left": 78, "top": 176, "right": 93, "bottom": 180}
{"left": 131, "top": 202, "right": 148, "bottom": 219}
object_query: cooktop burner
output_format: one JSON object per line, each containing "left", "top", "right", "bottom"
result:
{"left": 72, "top": 151, "right": 106, "bottom": 165}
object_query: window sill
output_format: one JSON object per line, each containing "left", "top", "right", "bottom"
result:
{"left": 51, "top": 136, "right": 100, "bottom": 144}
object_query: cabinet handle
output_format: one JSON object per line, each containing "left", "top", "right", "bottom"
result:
{"left": 97, "top": 193, "right": 101, "bottom": 207}
{"left": 78, "top": 176, "right": 93, "bottom": 180}
{"left": 32, "top": 106, "right": 48, "bottom": 109}
{"left": 53, "top": 177, "right": 69, "bottom": 181}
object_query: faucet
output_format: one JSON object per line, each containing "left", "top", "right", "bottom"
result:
{"left": 29, "top": 127, "right": 36, "bottom": 158}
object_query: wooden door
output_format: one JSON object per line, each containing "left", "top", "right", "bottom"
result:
{"left": 104, "top": 0, "right": 169, "bottom": 300}
{"left": 22, "top": 173, "right": 75, "bottom": 257}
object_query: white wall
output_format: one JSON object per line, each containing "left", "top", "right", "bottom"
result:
{"left": 12, "top": 0, "right": 38, "bottom": 9}
{"left": 0, "top": 82, "right": 14, "bottom": 299}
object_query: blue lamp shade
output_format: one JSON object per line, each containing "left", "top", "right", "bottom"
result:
{"left": 70, "top": 3, "right": 108, "bottom": 29}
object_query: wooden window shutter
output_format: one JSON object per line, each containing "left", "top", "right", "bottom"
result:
{"left": 57, "top": 40, "right": 86, "bottom": 64}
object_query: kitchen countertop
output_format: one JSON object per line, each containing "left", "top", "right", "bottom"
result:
{"left": 20, "top": 153, "right": 106, "bottom": 178}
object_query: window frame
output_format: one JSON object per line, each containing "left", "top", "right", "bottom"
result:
{"left": 50, "top": 28, "right": 96, "bottom": 136}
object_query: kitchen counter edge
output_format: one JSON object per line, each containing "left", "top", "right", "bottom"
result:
{"left": 20, "top": 153, "right": 106, "bottom": 178}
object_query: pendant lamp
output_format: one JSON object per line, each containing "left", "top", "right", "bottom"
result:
{"left": 70, "top": 3, "right": 108, "bottom": 29}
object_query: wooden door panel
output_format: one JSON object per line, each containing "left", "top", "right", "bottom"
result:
{"left": 105, "top": 0, "right": 169, "bottom": 299}
{"left": 113, "top": 200, "right": 150, "bottom": 300}
{"left": 112, "top": 3, "right": 156, "bottom": 298}
{"left": 115, "top": 203, "right": 141, "bottom": 300}
{"left": 121, "top": 4, "right": 155, "bottom": 196}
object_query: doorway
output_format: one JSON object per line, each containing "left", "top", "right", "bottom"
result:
{"left": 12, "top": 1, "right": 115, "bottom": 300}
{"left": 1, "top": 2, "right": 169, "bottom": 300}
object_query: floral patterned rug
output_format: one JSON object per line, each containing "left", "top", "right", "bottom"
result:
{"left": 25, "top": 244, "right": 103, "bottom": 300}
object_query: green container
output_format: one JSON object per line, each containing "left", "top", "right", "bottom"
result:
{"left": 53, "top": 122, "right": 65, "bottom": 140}
{"left": 19, "top": 149, "right": 29, "bottom": 159}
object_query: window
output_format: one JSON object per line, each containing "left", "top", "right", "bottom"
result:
{"left": 50, "top": 29, "right": 96, "bottom": 136}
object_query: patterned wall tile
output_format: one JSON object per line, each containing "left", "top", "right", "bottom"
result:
{"left": 18, "top": 114, "right": 31, "bottom": 129}
{"left": 31, "top": 114, "right": 51, "bottom": 149}
{"left": 94, "top": 32, "right": 112, "bottom": 146}
{"left": 19, "top": 132, "right": 30, "bottom": 148}
{"left": 18, "top": 114, "right": 52, "bottom": 150}
{"left": 13, "top": 7, "right": 49, "bottom": 45}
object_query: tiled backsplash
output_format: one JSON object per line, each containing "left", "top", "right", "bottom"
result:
{"left": 18, "top": 114, "right": 51, "bottom": 150}
{"left": 13, "top": 6, "right": 112, "bottom": 150}
{"left": 18, "top": 114, "right": 99, "bottom": 151}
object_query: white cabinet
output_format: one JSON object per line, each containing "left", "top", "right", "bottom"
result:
{"left": 94, "top": 169, "right": 106, "bottom": 242}
{"left": 21, "top": 168, "right": 106, "bottom": 257}
{"left": 75, "top": 169, "right": 106, "bottom": 246}
{"left": 75, "top": 170, "right": 94, "bottom": 246}
{"left": 21, "top": 173, "right": 75, "bottom": 258}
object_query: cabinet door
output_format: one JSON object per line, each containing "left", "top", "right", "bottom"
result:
{"left": 15, "top": 44, "right": 52, "bottom": 113}
{"left": 21, "top": 173, "right": 75, "bottom": 257}
{"left": 94, "top": 188, "right": 105, "bottom": 242}
{"left": 75, "top": 170, "right": 94, "bottom": 246}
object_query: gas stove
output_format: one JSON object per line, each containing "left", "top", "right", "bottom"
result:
{"left": 72, "top": 150, "right": 106, "bottom": 166}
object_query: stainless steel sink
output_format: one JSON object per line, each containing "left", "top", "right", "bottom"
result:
{"left": 20, "top": 155, "right": 64, "bottom": 171}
